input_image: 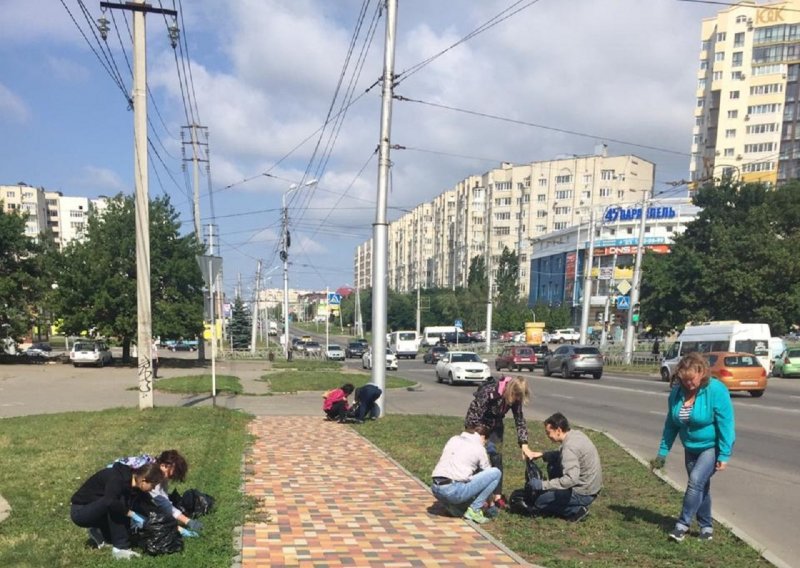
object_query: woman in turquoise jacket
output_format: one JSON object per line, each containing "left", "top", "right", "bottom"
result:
{"left": 655, "top": 352, "right": 735, "bottom": 542}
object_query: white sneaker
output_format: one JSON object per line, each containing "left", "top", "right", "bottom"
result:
{"left": 112, "top": 547, "right": 141, "bottom": 560}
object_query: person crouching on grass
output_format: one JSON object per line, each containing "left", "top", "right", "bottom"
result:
{"left": 70, "top": 461, "right": 164, "bottom": 560}
{"left": 322, "top": 383, "right": 354, "bottom": 422}
{"left": 430, "top": 423, "right": 502, "bottom": 524}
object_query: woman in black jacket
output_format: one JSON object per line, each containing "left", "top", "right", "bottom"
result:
{"left": 70, "top": 461, "right": 164, "bottom": 559}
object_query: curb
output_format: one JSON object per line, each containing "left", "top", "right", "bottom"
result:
{"left": 602, "top": 432, "right": 791, "bottom": 568}
{"left": 0, "top": 494, "right": 10, "bottom": 524}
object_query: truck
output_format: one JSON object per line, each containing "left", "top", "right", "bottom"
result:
{"left": 660, "top": 321, "right": 771, "bottom": 381}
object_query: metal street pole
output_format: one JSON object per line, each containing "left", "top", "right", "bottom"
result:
{"left": 624, "top": 184, "right": 653, "bottom": 364}
{"left": 600, "top": 251, "right": 618, "bottom": 349}
{"left": 371, "top": 0, "right": 398, "bottom": 417}
{"left": 579, "top": 209, "right": 597, "bottom": 344}
{"left": 250, "top": 259, "right": 262, "bottom": 354}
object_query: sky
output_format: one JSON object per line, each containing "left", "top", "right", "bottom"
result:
{"left": 0, "top": 0, "right": 720, "bottom": 297}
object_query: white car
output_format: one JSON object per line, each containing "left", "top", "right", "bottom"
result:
{"left": 362, "top": 347, "right": 399, "bottom": 371}
{"left": 550, "top": 328, "right": 580, "bottom": 343}
{"left": 326, "top": 344, "right": 345, "bottom": 361}
{"left": 435, "top": 351, "right": 491, "bottom": 385}
{"left": 70, "top": 340, "right": 113, "bottom": 367}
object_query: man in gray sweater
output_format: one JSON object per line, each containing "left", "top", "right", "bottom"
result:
{"left": 526, "top": 412, "right": 603, "bottom": 522}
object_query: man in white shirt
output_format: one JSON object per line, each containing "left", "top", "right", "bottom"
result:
{"left": 431, "top": 424, "right": 501, "bottom": 524}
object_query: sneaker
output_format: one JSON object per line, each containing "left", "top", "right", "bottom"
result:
{"left": 567, "top": 505, "right": 590, "bottom": 523}
{"left": 483, "top": 505, "right": 500, "bottom": 519}
{"left": 494, "top": 496, "right": 508, "bottom": 510}
{"left": 463, "top": 507, "right": 490, "bottom": 524}
{"left": 112, "top": 547, "right": 141, "bottom": 560}
{"left": 87, "top": 527, "right": 106, "bottom": 549}
{"left": 668, "top": 527, "right": 688, "bottom": 542}
{"left": 699, "top": 531, "right": 713, "bottom": 541}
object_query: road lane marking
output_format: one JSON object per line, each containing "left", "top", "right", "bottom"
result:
{"left": 550, "top": 394, "right": 574, "bottom": 400}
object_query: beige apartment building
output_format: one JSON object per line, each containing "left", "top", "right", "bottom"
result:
{"left": 1, "top": 183, "right": 107, "bottom": 248}
{"left": 691, "top": 0, "right": 800, "bottom": 185}
{"left": 354, "top": 150, "right": 654, "bottom": 299}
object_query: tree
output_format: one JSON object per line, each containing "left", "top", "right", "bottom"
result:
{"left": 0, "top": 207, "right": 43, "bottom": 345}
{"left": 228, "top": 297, "right": 251, "bottom": 349}
{"left": 467, "top": 255, "right": 487, "bottom": 292}
{"left": 53, "top": 194, "right": 205, "bottom": 360}
{"left": 641, "top": 180, "right": 800, "bottom": 335}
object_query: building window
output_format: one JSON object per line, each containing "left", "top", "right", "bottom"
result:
{"left": 554, "top": 222, "right": 568, "bottom": 230}
{"left": 731, "top": 71, "right": 744, "bottom": 81}
{"left": 734, "top": 31, "right": 745, "bottom": 47}
{"left": 582, "top": 174, "right": 592, "bottom": 184}
{"left": 537, "top": 194, "right": 546, "bottom": 202}
{"left": 747, "top": 103, "right": 781, "bottom": 114}
{"left": 494, "top": 212, "right": 511, "bottom": 220}
{"left": 600, "top": 169, "right": 615, "bottom": 181}
{"left": 536, "top": 210, "right": 547, "bottom": 218}
{"left": 727, "top": 109, "right": 738, "bottom": 119}
{"left": 714, "top": 52, "right": 725, "bottom": 62}
{"left": 617, "top": 190, "right": 625, "bottom": 199}
{"left": 555, "top": 174, "right": 572, "bottom": 184}
{"left": 698, "top": 78, "right": 707, "bottom": 90}
{"left": 732, "top": 52, "right": 743, "bottom": 67}
{"left": 700, "top": 60, "right": 708, "bottom": 70}
{"left": 724, "top": 148, "right": 735, "bottom": 157}
{"left": 555, "top": 190, "right": 573, "bottom": 199}
{"left": 697, "top": 98, "right": 705, "bottom": 108}
{"left": 713, "top": 70, "right": 723, "bottom": 81}
{"left": 746, "top": 122, "right": 779, "bottom": 134}
{"left": 495, "top": 181, "right": 512, "bottom": 190}
{"left": 494, "top": 226, "right": 511, "bottom": 236}
{"left": 744, "top": 142, "right": 776, "bottom": 153}
{"left": 538, "top": 178, "right": 547, "bottom": 187}
{"left": 735, "top": 15, "right": 747, "bottom": 24}
{"left": 716, "top": 32, "right": 726, "bottom": 42}
{"left": 554, "top": 206, "right": 571, "bottom": 215}
{"left": 730, "top": 90, "right": 740, "bottom": 99}
{"left": 600, "top": 188, "right": 611, "bottom": 197}
{"left": 725, "top": 128, "right": 736, "bottom": 138}
{"left": 750, "top": 83, "right": 783, "bottom": 95}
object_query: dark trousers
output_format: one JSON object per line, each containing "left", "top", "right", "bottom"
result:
{"left": 487, "top": 424, "right": 505, "bottom": 495}
{"left": 325, "top": 400, "right": 348, "bottom": 421}
{"left": 355, "top": 385, "right": 382, "bottom": 420}
{"left": 71, "top": 499, "right": 130, "bottom": 548}
{"left": 152, "top": 358, "right": 159, "bottom": 379}
{"left": 531, "top": 489, "right": 596, "bottom": 519}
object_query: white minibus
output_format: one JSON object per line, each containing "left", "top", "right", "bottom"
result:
{"left": 421, "top": 326, "right": 462, "bottom": 347}
{"left": 389, "top": 331, "right": 419, "bottom": 359}
{"left": 660, "top": 321, "right": 771, "bottom": 381}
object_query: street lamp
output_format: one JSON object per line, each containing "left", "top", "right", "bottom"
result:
{"left": 281, "top": 179, "right": 317, "bottom": 359}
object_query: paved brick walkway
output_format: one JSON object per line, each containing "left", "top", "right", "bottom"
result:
{"left": 240, "top": 416, "right": 528, "bottom": 567}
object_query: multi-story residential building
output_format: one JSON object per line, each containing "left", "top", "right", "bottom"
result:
{"left": 354, "top": 149, "right": 655, "bottom": 299}
{"left": 1, "top": 184, "right": 107, "bottom": 249}
{"left": 691, "top": 0, "right": 800, "bottom": 185}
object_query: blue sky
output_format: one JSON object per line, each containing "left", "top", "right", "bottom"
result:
{"left": 0, "top": 0, "right": 716, "bottom": 297}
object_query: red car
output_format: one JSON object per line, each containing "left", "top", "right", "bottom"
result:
{"left": 495, "top": 345, "right": 538, "bottom": 372}
{"left": 499, "top": 331, "right": 518, "bottom": 342}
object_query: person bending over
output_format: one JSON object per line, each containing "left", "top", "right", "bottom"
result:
{"left": 322, "top": 383, "right": 354, "bottom": 421}
{"left": 353, "top": 383, "right": 383, "bottom": 421}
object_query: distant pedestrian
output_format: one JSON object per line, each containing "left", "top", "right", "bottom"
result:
{"left": 652, "top": 352, "right": 735, "bottom": 542}
{"left": 151, "top": 339, "right": 159, "bottom": 379}
{"left": 652, "top": 338, "right": 661, "bottom": 357}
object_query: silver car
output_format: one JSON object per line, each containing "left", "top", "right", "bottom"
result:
{"left": 543, "top": 344, "right": 603, "bottom": 379}
{"left": 70, "top": 340, "right": 113, "bottom": 368}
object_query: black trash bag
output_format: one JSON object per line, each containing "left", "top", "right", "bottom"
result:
{"left": 509, "top": 459, "right": 544, "bottom": 517}
{"left": 170, "top": 489, "right": 215, "bottom": 518}
{"left": 138, "top": 510, "right": 184, "bottom": 556}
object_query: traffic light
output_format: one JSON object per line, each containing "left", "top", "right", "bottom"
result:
{"left": 632, "top": 303, "right": 641, "bottom": 323}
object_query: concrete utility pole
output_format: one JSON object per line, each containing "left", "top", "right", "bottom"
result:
{"left": 181, "top": 124, "right": 209, "bottom": 238}
{"left": 250, "top": 260, "right": 262, "bottom": 354}
{"left": 600, "top": 251, "right": 618, "bottom": 349}
{"left": 579, "top": 209, "right": 597, "bottom": 345}
{"left": 371, "top": 0, "right": 398, "bottom": 417}
{"left": 485, "top": 182, "right": 494, "bottom": 353}
{"left": 101, "top": 0, "right": 177, "bottom": 410}
{"left": 624, "top": 181, "right": 654, "bottom": 364}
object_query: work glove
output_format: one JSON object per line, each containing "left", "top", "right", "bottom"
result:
{"left": 186, "top": 519, "right": 204, "bottom": 532}
{"left": 650, "top": 456, "right": 666, "bottom": 471}
{"left": 130, "top": 512, "right": 146, "bottom": 530}
{"left": 527, "top": 477, "right": 543, "bottom": 492}
{"left": 178, "top": 526, "right": 199, "bottom": 538}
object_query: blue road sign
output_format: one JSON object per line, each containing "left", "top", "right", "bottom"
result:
{"left": 328, "top": 292, "right": 342, "bottom": 305}
{"left": 454, "top": 319, "right": 463, "bottom": 329}
{"left": 616, "top": 295, "right": 630, "bottom": 310}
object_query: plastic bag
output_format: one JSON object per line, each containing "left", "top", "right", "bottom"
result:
{"left": 139, "top": 510, "right": 184, "bottom": 556}
{"left": 170, "top": 489, "right": 215, "bottom": 518}
{"left": 509, "top": 459, "right": 544, "bottom": 517}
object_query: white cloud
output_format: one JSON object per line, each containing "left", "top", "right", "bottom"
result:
{"left": 0, "top": 83, "right": 30, "bottom": 123}
{"left": 73, "top": 166, "right": 129, "bottom": 194}
{"left": 46, "top": 56, "right": 91, "bottom": 82}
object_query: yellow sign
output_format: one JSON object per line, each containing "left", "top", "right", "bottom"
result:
{"left": 757, "top": 7, "right": 784, "bottom": 24}
{"left": 525, "top": 322, "right": 546, "bottom": 345}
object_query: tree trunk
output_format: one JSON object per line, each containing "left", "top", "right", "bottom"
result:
{"left": 122, "top": 337, "right": 131, "bottom": 363}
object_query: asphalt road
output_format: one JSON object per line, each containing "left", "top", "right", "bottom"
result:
{"left": 372, "top": 354, "right": 800, "bottom": 568}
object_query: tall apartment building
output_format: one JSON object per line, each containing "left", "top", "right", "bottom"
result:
{"left": 354, "top": 150, "right": 654, "bottom": 299}
{"left": 1, "top": 183, "right": 107, "bottom": 248}
{"left": 691, "top": 0, "right": 800, "bottom": 185}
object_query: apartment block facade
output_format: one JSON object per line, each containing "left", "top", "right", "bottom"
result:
{"left": 691, "top": 0, "right": 800, "bottom": 185}
{"left": 1, "top": 183, "right": 107, "bottom": 248}
{"left": 354, "top": 150, "right": 655, "bottom": 299}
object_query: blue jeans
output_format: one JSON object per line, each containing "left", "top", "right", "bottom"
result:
{"left": 531, "top": 489, "right": 596, "bottom": 518}
{"left": 432, "top": 467, "right": 501, "bottom": 511}
{"left": 676, "top": 447, "right": 717, "bottom": 533}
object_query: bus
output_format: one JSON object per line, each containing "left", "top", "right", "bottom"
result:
{"left": 388, "top": 331, "right": 420, "bottom": 359}
{"left": 660, "top": 321, "right": 771, "bottom": 381}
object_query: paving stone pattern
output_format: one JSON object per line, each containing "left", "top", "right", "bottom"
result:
{"left": 241, "top": 416, "right": 523, "bottom": 567}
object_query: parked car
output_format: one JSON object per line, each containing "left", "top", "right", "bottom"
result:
{"left": 435, "top": 351, "right": 491, "bottom": 385}
{"left": 442, "top": 331, "right": 472, "bottom": 345}
{"left": 528, "top": 344, "right": 550, "bottom": 368}
{"left": 543, "top": 344, "right": 603, "bottom": 379}
{"left": 495, "top": 345, "right": 538, "bottom": 372}
{"left": 704, "top": 351, "right": 767, "bottom": 397}
{"left": 169, "top": 340, "right": 197, "bottom": 352}
{"left": 549, "top": 328, "right": 580, "bottom": 343}
{"left": 345, "top": 342, "right": 367, "bottom": 359}
{"left": 302, "top": 341, "right": 322, "bottom": 356}
{"left": 498, "top": 331, "right": 518, "bottom": 342}
{"left": 512, "top": 332, "right": 527, "bottom": 343}
{"left": 70, "top": 340, "right": 113, "bottom": 368}
{"left": 362, "top": 347, "right": 398, "bottom": 371}
{"left": 326, "top": 344, "right": 345, "bottom": 361}
{"left": 25, "top": 342, "right": 53, "bottom": 357}
{"left": 773, "top": 347, "right": 800, "bottom": 378}
{"left": 423, "top": 345, "right": 449, "bottom": 364}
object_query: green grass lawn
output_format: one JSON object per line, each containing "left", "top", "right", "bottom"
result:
{"left": 270, "top": 359, "right": 343, "bottom": 370}
{"left": 152, "top": 374, "right": 243, "bottom": 394}
{"left": 0, "top": 407, "right": 252, "bottom": 568}
{"left": 261, "top": 370, "right": 415, "bottom": 392}
{"left": 356, "top": 415, "right": 766, "bottom": 568}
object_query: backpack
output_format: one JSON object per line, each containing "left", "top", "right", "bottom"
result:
{"left": 509, "top": 459, "right": 544, "bottom": 517}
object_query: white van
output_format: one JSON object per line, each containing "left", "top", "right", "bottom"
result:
{"left": 389, "top": 331, "right": 419, "bottom": 359}
{"left": 421, "top": 326, "right": 462, "bottom": 347}
{"left": 660, "top": 321, "right": 771, "bottom": 381}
